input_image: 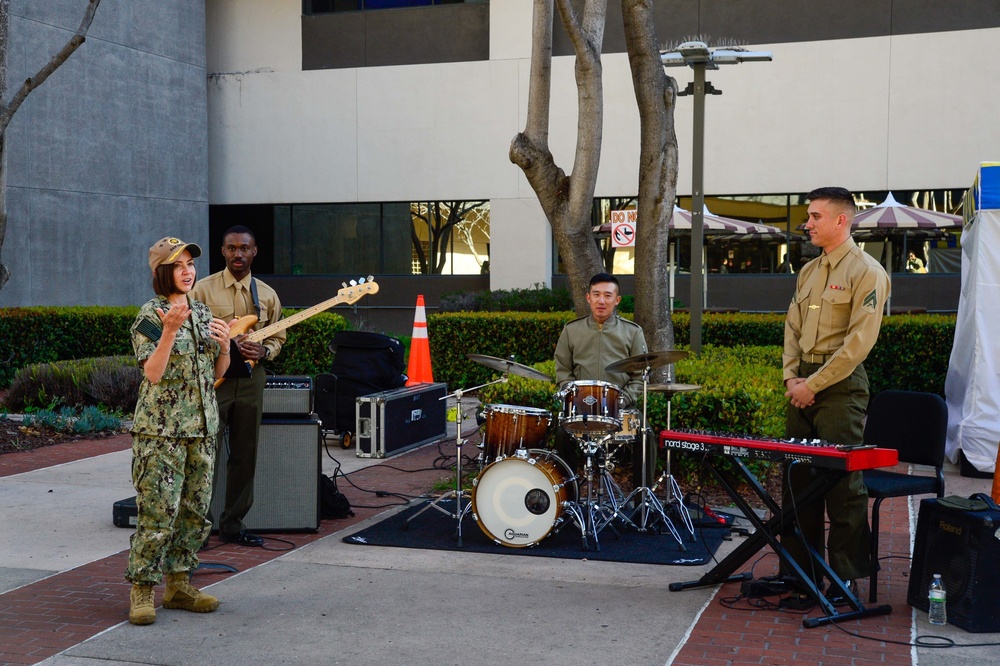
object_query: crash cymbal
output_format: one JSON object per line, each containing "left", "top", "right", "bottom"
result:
{"left": 467, "top": 353, "right": 553, "bottom": 382}
{"left": 605, "top": 350, "right": 689, "bottom": 374}
{"left": 646, "top": 382, "right": 701, "bottom": 396}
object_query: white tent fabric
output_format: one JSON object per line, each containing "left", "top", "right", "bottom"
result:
{"left": 944, "top": 168, "right": 1000, "bottom": 473}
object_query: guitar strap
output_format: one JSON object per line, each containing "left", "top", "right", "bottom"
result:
{"left": 250, "top": 277, "right": 261, "bottom": 318}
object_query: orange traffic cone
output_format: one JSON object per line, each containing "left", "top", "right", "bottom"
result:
{"left": 406, "top": 295, "right": 434, "bottom": 386}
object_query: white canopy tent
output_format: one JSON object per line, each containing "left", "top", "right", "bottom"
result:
{"left": 944, "top": 163, "right": 1000, "bottom": 474}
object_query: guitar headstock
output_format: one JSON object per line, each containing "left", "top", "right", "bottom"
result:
{"left": 339, "top": 276, "right": 379, "bottom": 304}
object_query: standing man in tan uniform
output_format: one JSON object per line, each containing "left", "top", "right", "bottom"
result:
{"left": 555, "top": 273, "right": 647, "bottom": 483}
{"left": 782, "top": 187, "right": 889, "bottom": 603}
{"left": 191, "top": 225, "right": 285, "bottom": 547}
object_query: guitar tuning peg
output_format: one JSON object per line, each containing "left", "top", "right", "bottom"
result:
{"left": 367, "top": 275, "right": 374, "bottom": 282}
{"left": 350, "top": 279, "right": 358, "bottom": 286}
{"left": 342, "top": 282, "right": 348, "bottom": 288}
{"left": 358, "top": 276, "right": 366, "bottom": 283}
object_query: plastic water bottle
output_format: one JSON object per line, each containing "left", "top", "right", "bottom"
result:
{"left": 928, "top": 574, "right": 947, "bottom": 625}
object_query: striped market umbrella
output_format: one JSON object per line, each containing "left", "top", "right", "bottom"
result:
{"left": 593, "top": 205, "right": 789, "bottom": 238}
{"left": 594, "top": 206, "right": 794, "bottom": 308}
{"left": 852, "top": 193, "right": 962, "bottom": 235}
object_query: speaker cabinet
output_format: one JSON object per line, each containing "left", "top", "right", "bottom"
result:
{"left": 907, "top": 497, "right": 1000, "bottom": 632}
{"left": 211, "top": 417, "right": 321, "bottom": 533}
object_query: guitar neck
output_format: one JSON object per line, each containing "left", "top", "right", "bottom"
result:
{"left": 244, "top": 281, "right": 378, "bottom": 343}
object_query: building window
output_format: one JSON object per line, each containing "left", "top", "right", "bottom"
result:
{"left": 557, "top": 189, "right": 965, "bottom": 277}
{"left": 211, "top": 201, "right": 489, "bottom": 276}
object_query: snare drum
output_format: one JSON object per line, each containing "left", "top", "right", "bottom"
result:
{"left": 559, "top": 380, "right": 621, "bottom": 435}
{"left": 472, "top": 449, "right": 577, "bottom": 547}
{"left": 614, "top": 408, "right": 642, "bottom": 442}
{"left": 481, "top": 404, "right": 552, "bottom": 462}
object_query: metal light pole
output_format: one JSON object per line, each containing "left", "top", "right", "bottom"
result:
{"left": 661, "top": 43, "right": 771, "bottom": 354}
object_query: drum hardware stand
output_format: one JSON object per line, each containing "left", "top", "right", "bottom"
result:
{"left": 569, "top": 433, "right": 626, "bottom": 551}
{"left": 622, "top": 364, "right": 684, "bottom": 547}
{"left": 404, "top": 376, "right": 505, "bottom": 546}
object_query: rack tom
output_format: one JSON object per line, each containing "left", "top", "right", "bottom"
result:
{"left": 558, "top": 380, "right": 621, "bottom": 435}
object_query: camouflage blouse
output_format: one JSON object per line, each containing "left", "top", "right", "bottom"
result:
{"left": 129, "top": 295, "right": 222, "bottom": 438}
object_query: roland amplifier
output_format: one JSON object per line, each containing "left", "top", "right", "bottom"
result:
{"left": 356, "top": 383, "right": 448, "bottom": 458}
{"left": 263, "top": 375, "right": 313, "bottom": 416}
{"left": 907, "top": 495, "right": 1000, "bottom": 632}
{"left": 211, "top": 416, "right": 321, "bottom": 533}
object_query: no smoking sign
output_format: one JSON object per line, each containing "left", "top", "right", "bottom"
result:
{"left": 610, "top": 209, "right": 637, "bottom": 248}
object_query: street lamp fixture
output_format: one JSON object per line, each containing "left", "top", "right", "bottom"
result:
{"left": 660, "top": 41, "right": 772, "bottom": 354}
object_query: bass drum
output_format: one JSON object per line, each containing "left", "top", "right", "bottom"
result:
{"left": 471, "top": 449, "right": 578, "bottom": 548}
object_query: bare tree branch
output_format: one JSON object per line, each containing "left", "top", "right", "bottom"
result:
{"left": 0, "top": 0, "right": 102, "bottom": 292}
{"left": 0, "top": 0, "right": 101, "bottom": 134}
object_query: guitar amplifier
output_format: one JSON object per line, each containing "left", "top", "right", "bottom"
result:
{"left": 907, "top": 495, "right": 1000, "bottom": 632}
{"left": 263, "top": 375, "right": 313, "bottom": 416}
{"left": 211, "top": 416, "right": 321, "bottom": 532}
{"left": 356, "top": 383, "right": 448, "bottom": 458}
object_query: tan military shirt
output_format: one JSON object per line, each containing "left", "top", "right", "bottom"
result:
{"left": 190, "top": 269, "right": 285, "bottom": 359}
{"left": 783, "top": 236, "right": 889, "bottom": 394}
{"left": 555, "top": 314, "right": 647, "bottom": 406}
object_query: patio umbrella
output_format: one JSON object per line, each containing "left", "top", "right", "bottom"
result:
{"left": 594, "top": 206, "right": 792, "bottom": 307}
{"left": 852, "top": 193, "right": 963, "bottom": 235}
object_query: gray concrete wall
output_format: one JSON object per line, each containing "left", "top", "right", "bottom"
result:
{"left": 0, "top": 0, "right": 208, "bottom": 307}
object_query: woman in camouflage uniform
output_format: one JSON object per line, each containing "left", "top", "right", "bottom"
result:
{"left": 125, "top": 237, "right": 232, "bottom": 626}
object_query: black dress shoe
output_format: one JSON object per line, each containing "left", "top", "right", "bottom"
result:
{"left": 221, "top": 530, "right": 263, "bottom": 547}
{"left": 824, "top": 579, "right": 858, "bottom": 607}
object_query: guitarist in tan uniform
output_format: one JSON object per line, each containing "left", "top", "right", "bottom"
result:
{"left": 191, "top": 225, "right": 285, "bottom": 546}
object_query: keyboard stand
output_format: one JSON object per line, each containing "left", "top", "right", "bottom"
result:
{"left": 668, "top": 455, "right": 893, "bottom": 628}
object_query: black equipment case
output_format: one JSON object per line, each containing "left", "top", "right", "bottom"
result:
{"left": 356, "top": 383, "right": 448, "bottom": 458}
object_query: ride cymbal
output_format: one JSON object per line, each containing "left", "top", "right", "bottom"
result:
{"left": 467, "top": 353, "right": 553, "bottom": 382}
{"left": 604, "top": 350, "right": 689, "bottom": 374}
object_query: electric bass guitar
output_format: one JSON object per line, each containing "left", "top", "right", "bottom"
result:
{"left": 215, "top": 276, "right": 379, "bottom": 388}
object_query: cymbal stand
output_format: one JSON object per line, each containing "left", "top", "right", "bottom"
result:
{"left": 404, "top": 376, "right": 506, "bottom": 547}
{"left": 651, "top": 377, "right": 695, "bottom": 536}
{"left": 623, "top": 365, "right": 684, "bottom": 547}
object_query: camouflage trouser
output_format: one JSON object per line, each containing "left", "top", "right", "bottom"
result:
{"left": 125, "top": 433, "right": 216, "bottom": 585}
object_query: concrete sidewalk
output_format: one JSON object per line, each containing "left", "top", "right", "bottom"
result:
{"left": 1, "top": 407, "right": 998, "bottom": 666}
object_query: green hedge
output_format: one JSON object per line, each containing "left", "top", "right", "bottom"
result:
{"left": 0, "top": 307, "right": 137, "bottom": 386}
{"left": 0, "top": 306, "right": 352, "bottom": 389}
{"left": 429, "top": 311, "right": 956, "bottom": 397}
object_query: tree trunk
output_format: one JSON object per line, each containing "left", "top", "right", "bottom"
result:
{"left": 622, "top": 0, "right": 680, "bottom": 377}
{"left": 510, "top": 0, "right": 607, "bottom": 316}
{"left": 0, "top": 0, "right": 101, "bottom": 293}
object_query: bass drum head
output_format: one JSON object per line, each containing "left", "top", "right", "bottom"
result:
{"left": 471, "top": 450, "right": 575, "bottom": 548}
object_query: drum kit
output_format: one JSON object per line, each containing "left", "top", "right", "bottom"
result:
{"left": 406, "top": 350, "right": 700, "bottom": 552}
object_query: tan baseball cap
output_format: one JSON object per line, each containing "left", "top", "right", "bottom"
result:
{"left": 149, "top": 237, "right": 202, "bottom": 271}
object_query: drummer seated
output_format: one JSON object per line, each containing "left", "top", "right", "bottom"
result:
{"left": 553, "top": 273, "right": 648, "bottom": 485}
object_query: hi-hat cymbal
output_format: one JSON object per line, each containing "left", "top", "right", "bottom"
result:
{"left": 605, "top": 350, "right": 689, "bottom": 374}
{"left": 646, "top": 382, "right": 701, "bottom": 397}
{"left": 467, "top": 354, "right": 553, "bottom": 382}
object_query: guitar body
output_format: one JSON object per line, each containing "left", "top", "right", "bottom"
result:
{"left": 228, "top": 315, "right": 259, "bottom": 339}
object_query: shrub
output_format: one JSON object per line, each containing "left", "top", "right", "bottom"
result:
{"left": 439, "top": 284, "right": 573, "bottom": 313}
{"left": 21, "top": 405, "right": 123, "bottom": 435}
{"left": 3, "top": 356, "right": 142, "bottom": 414}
